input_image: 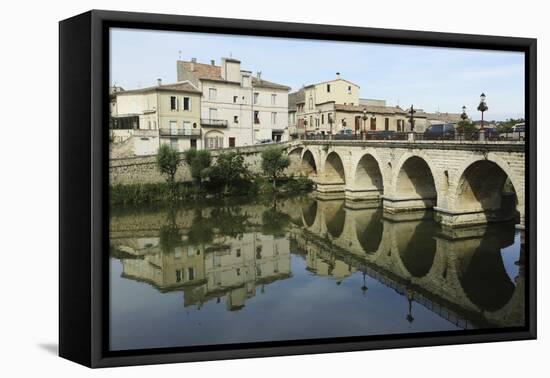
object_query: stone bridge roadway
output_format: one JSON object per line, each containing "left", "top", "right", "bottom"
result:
{"left": 284, "top": 199, "right": 525, "bottom": 329}
{"left": 284, "top": 139, "right": 525, "bottom": 230}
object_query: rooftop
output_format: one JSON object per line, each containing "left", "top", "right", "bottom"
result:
{"left": 115, "top": 80, "right": 201, "bottom": 95}
{"left": 335, "top": 103, "right": 407, "bottom": 115}
{"left": 177, "top": 59, "right": 290, "bottom": 90}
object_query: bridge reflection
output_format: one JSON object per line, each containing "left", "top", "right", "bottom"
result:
{"left": 110, "top": 195, "right": 524, "bottom": 329}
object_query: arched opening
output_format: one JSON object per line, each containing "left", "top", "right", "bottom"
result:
{"left": 302, "top": 201, "right": 318, "bottom": 227}
{"left": 301, "top": 150, "right": 317, "bottom": 176}
{"left": 355, "top": 208, "right": 383, "bottom": 254}
{"left": 396, "top": 156, "right": 437, "bottom": 203}
{"left": 324, "top": 200, "right": 346, "bottom": 238}
{"left": 455, "top": 161, "right": 518, "bottom": 220}
{"left": 396, "top": 220, "right": 437, "bottom": 278}
{"left": 325, "top": 152, "right": 345, "bottom": 184}
{"left": 287, "top": 147, "right": 303, "bottom": 174}
{"left": 355, "top": 154, "right": 383, "bottom": 192}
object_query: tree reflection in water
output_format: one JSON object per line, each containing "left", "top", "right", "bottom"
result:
{"left": 109, "top": 194, "right": 525, "bottom": 350}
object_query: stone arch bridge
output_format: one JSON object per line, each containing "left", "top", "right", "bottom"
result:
{"left": 285, "top": 140, "right": 525, "bottom": 230}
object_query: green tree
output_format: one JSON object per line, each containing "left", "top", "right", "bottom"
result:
{"left": 183, "top": 149, "right": 212, "bottom": 188}
{"left": 156, "top": 144, "right": 180, "bottom": 186}
{"left": 261, "top": 147, "right": 290, "bottom": 189}
{"left": 210, "top": 151, "right": 250, "bottom": 194}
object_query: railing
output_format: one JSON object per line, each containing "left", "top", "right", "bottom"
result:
{"left": 302, "top": 130, "right": 526, "bottom": 143}
{"left": 200, "top": 118, "right": 228, "bottom": 128}
{"left": 159, "top": 128, "right": 201, "bottom": 137}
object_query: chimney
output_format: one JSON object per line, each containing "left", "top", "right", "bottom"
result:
{"left": 211, "top": 59, "right": 215, "bottom": 66}
{"left": 191, "top": 57, "right": 197, "bottom": 63}
{"left": 336, "top": 72, "right": 341, "bottom": 80}
{"left": 257, "top": 71, "right": 262, "bottom": 80}
{"left": 190, "top": 57, "right": 197, "bottom": 71}
{"left": 156, "top": 78, "right": 162, "bottom": 86}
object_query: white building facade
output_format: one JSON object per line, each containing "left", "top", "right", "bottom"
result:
{"left": 177, "top": 57, "right": 290, "bottom": 148}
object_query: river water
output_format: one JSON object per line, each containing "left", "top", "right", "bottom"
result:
{"left": 109, "top": 194, "right": 525, "bottom": 351}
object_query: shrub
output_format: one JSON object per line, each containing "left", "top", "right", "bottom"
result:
{"left": 261, "top": 147, "right": 290, "bottom": 189}
{"left": 183, "top": 149, "right": 212, "bottom": 188}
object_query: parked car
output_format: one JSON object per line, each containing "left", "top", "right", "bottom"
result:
{"left": 255, "top": 138, "right": 273, "bottom": 144}
{"left": 471, "top": 128, "right": 500, "bottom": 141}
{"left": 500, "top": 123, "right": 526, "bottom": 141}
{"left": 368, "top": 130, "right": 396, "bottom": 140}
{"left": 334, "top": 129, "right": 354, "bottom": 140}
{"left": 424, "top": 123, "right": 455, "bottom": 140}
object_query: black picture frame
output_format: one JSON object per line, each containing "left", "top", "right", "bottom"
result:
{"left": 59, "top": 9, "right": 537, "bottom": 368}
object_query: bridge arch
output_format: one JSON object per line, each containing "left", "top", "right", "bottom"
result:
{"left": 394, "top": 155, "right": 438, "bottom": 205}
{"left": 324, "top": 200, "right": 346, "bottom": 238}
{"left": 452, "top": 156, "right": 522, "bottom": 220}
{"left": 324, "top": 151, "right": 346, "bottom": 184}
{"left": 287, "top": 147, "right": 304, "bottom": 174}
{"left": 353, "top": 153, "right": 384, "bottom": 192}
{"left": 301, "top": 149, "right": 318, "bottom": 176}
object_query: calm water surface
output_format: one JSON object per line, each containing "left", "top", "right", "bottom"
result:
{"left": 109, "top": 195, "right": 525, "bottom": 351}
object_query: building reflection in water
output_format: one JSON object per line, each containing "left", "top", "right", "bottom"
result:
{"left": 110, "top": 195, "right": 525, "bottom": 333}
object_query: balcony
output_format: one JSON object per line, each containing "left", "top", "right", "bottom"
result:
{"left": 200, "top": 118, "right": 228, "bottom": 128}
{"left": 159, "top": 128, "right": 201, "bottom": 137}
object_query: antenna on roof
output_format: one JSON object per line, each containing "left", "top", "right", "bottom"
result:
{"left": 178, "top": 50, "right": 182, "bottom": 60}
{"left": 229, "top": 52, "right": 232, "bottom": 58}
{"left": 397, "top": 98, "right": 400, "bottom": 107}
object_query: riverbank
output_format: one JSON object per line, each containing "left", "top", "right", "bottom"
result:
{"left": 110, "top": 175, "right": 314, "bottom": 206}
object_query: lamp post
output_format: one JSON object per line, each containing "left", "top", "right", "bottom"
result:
{"left": 328, "top": 114, "right": 334, "bottom": 139}
{"left": 408, "top": 105, "right": 416, "bottom": 132}
{"left": 318, "top": 109, "right": 322, "bottom": 139}
{"left": 362, "top": 109, "right": 368, "bottom": 140}
{"left": 460, "top": 105, "right": 468, "bottom": 134}
{"left": 303, "top": 119, "right": 308, "bottom": 140}
{"left": 477, "top": 93, "right": 488, "bottom": 130}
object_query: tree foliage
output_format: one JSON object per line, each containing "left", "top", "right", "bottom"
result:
{"left": 183, "top": 149, "right": 212, "bottom": 188}
{"left": 209, "top": 151, "right": 250, "bottom": 193}
{"left": 156, "top": 144, "right": 180, "bottom": 185}
{"left": 261, "top": 147, "right": 290, "bottom": 189}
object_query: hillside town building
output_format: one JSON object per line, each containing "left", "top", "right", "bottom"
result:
{"left": 177, "top": 57, "right": 291, "bottom": 148}
{"left": 288, "top": 74, "right": 407, "bottom": 138}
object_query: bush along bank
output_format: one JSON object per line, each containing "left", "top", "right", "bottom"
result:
{"left": 110, "top": 145, "right": 314, "bottom": 206}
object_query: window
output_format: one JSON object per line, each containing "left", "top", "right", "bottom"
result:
{"left": 348, "top": 86, "right": 352, "bottom": 94}
{"left": 209, "top": 108, "right": 217, "bottom": 120}
{"left": 271, "top": 112, "right": 277, "bottom": 125}
{"left": 271, "top": 94, "right": 277, "bottom": 105}
{"left": 385, "top": 118, "right": 390, "bottom": 131}
{"left": 183, "top": 121, "right": 191, "bottom": 132}
{"left": 208, "top": 88, "right": 217, "bottom": 101}
{"left": 229, "top": 137, "right": 235, "bottom": 147}
{"left": 234, "top": 115, "right": 239, "bottom": 123}
{"left": 321, "top": 114, "right": 324, "bottom": 124}
{"left": 187, "top": 268, "right": 195, "bottom": 281}
{"left": 183, "top": 97, "right": 190, "bottom": 111}
{"left": 254, "top": 111, "right": 260, "bottom": 124}
{"left": 170, "top": 138, "right": 178, "bottom": 151}
{"left": 236, "top": 249, "right": 241, "bottom": 257}
{"left": 206, "top": 136, "right": 224, "bottom": 149}
{"left": 309, "top": 97, "right": 314, "bottom": 110}
{"left": 233, "top": 95, "right": 238, "bottom": 103}
{"left": 175, "top": 270, "right": 182, "bottom": 282}
{"left": 147, "top": 120, "right": 151, "bottom": 129}
{"left": 190, "top": 139, "right": 197, "bottom": 149}
{"left": 327, "top": 84, "right": 331, "bottom": 92}
{"left": 253, "top": 92, "right": 259, "bottom": 104}
{"left": 170, "top": 96, "right": 177, "bottom": 110}
{"left": 370, "top": 117, "right": 377, "bottom": 131}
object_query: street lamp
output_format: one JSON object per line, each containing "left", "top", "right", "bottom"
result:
{"left": 408, "top": 105, "right": 416, "bottom": 132}
{"left": 477, "top": 93, "right": 488, "bottom": 130}
{"left": 362, "top": 108, "right": 368, "bottom": 139}
{"left": 460, "top": 105, "right": 468, "bottom": 134}
{"left": 328, "top": 113, "right": 334, "bottom": 138}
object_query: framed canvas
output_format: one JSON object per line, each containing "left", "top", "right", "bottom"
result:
{"left": 59, "top": 10, "right": 537, "bottom": 368}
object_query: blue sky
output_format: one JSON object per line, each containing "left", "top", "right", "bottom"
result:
{"left": 110, "top": 28, "right": 525, "bottom": 121}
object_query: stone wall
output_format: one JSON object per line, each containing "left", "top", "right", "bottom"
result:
{"left": 110, "top": 142, "right": 293, "bottom": 185}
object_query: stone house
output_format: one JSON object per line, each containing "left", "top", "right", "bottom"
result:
{"left": 177, "top": 57, "right": 290, "bottom": 148}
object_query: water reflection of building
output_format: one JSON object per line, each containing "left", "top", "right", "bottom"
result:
{"left": 112, "top": 225, "right": 291, "bottom": 311}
